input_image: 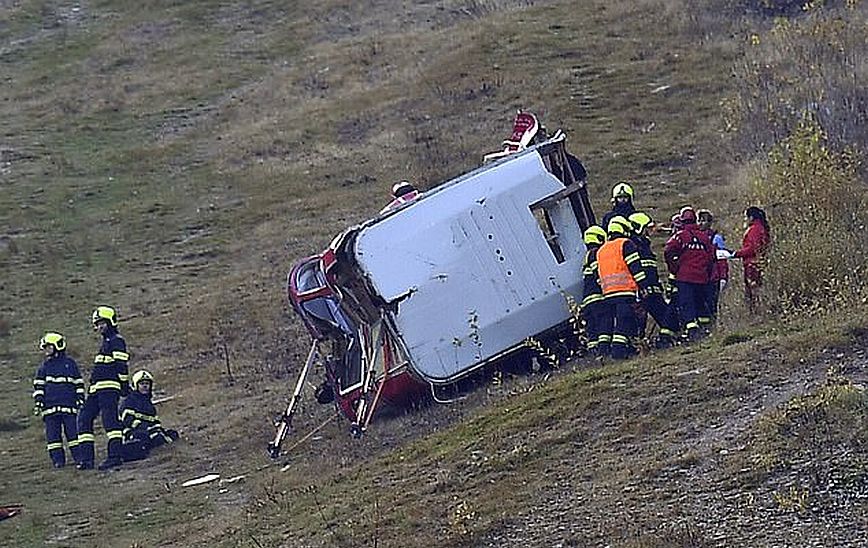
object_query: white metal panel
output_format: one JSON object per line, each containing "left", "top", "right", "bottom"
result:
{"left": 353, "top": 151, "right": 585, "bottom": 383}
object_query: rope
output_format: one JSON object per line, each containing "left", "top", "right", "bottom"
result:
{"left": 280, "top": 412, "right": 339, "bottom": 471}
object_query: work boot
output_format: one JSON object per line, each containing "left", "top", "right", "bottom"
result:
{"left": 97, "top": 457, "right": 123, "bottom": 471}
{"left": 654, "top": 335, "right": 674, "bottom": 350}
{"left": 76, "top": 461, "right": 94, "bottom": 470}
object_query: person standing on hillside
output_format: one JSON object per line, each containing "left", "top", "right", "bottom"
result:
{"left": 601, "top": 182, "right": 637, "bottom": 227}
{"left": 77, "top": 306, "right": 129, "bottom": 471}
{"left": 33, "top": 332, "right": 85, "bottom": 468}
{"left": 697, "top": 209, "right": 729, "bottom": 319}
{"left": 664, "top": 207, "right": 715, "bottom": 342}
{"left": 662, "top": 212, "right": 684, "bottom": 335}
{"left": 580, "top": 225, "right": 608, "bottom": 357}
{"left": 628, "top": 212, "right": 678, "bottom": 348}
{"left": 732, "top": 206, "right": 771, "bottom": 311}
{"left": 119, "top": 370, "right": 179, "bottom": 462}
{"left": 597, "top": 216, "right": 648, "bottom": 359}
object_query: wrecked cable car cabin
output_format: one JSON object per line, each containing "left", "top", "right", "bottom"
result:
{"left": 269, "top": 133, "right": 596, "bottom": 457}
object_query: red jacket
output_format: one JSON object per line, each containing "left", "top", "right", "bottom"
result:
{"left": 664, "top": 223, "right": 715, "bottom": 284}
{"left": 734, "top": 220, "right": 769, "bottom": 267}
{"left": 706, "top": 229, "right": 729, "bottom": 282}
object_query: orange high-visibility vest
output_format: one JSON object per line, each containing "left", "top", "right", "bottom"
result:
{"left": 597, "top": 239, "right": 639, "bottom": 295}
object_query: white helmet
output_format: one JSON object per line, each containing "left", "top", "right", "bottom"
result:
{"left": 131, "top": 370, "right": 154, "bottom": 392}
{"left": 391, "top": 181, "right": 416, "bottom": 198}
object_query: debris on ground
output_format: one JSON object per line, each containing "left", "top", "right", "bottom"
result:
{"left": 181, "top": 474, "right": 220, "bottom": 487}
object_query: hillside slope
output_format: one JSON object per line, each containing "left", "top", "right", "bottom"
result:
{"left": 1, "top": 1, "right": 866, "bottom": 547}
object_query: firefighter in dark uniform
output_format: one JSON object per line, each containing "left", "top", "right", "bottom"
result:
{"left": 597, "top": 216, "right": 649, "bottom": 359}
{"left": 77, "top": 306, "right": 129, "bottom": 470}
{"left": 119, "top": 370, "right": 179, "bottom": 462}
{"left": 628, "top": 212, "right": 678, "bottom": 348}
{"left": 32, "top": 332, "right": 85, "bottom": 468}
{"left": 580, "top": 225, "right": 607, "bottom": 357}
{"left": 664, "top": 208, "right": 715, "bottom": 342}
{"left": 601, "top": 182, "right": 637, "bottom": 228}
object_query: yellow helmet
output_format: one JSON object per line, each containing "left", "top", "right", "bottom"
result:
{"left": 92, "top": 306, "right": 118, "bottom": 327}
{"left": 40, "top": 332, "right": 66, "bottom": 353}
{"left": 583, "top": 225, "right": 607, "bottom": 246}
{"left": 628, "top": 212, "right": 653, "bottom": 234}
{"left": 607, "top": 216, "right": 632, "bottom": 237}
{"left": 611, "top": 182, "right": 634, "bottom": 200}
{"left": 131, "top": 370, "right": 154, "bottom": 391}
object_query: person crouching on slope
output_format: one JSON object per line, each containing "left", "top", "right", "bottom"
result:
{"left": 33, "top": 332, "right": 85, "bottom": 468}
{"left": 580, "top": 225, "right": 608, "bottom": 358}
{"left": 597, "top": 216, "right": 649, "bottom": 359}
{"left": 120, "top": 370, "right": 179, "bottom": 462}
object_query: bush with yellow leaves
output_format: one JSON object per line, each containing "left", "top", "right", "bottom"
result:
{"left": 748, "top": 117, "right": 867, "bottom": 316}
{"left": 725, "top": 1, "right": 868, "bottom": 318}
{"left": 727, "top": 2, "right": 866, "bottom": 157}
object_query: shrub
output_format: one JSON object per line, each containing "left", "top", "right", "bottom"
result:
{"left": 750, "top": 117, "right": 868, "bottom": 315}
{"left": 724, "top": 1, "right": 868, "bottom": 318}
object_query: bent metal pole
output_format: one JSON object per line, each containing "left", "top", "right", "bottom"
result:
{"left": 268, "top": 341, "right": 318, "bottom": 459}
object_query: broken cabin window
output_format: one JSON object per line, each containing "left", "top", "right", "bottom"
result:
{"left": 336, "top": 336, "right": 363, "bottom": 394}
{"left": 531, "top": 207, "right": 566, "bottom": 264}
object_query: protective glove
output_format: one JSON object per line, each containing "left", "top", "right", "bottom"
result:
{"left": 32, "top": 404, "right": 43, "bottom": 417}
{"left": 716, "top": 249, "right": 733, "bottom": 260}
{"left": 719, "top": 279, "right": 728, "bottom": 292}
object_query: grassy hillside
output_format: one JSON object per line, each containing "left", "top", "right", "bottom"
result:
{"left": 1, "top": 0, "right": 866, "bottom": 547}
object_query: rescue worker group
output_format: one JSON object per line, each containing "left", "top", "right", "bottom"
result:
{"left": 384, "top": 176, "right": 770, "bottom": 362}
{"left": 583, "top": 182, "right": 770, "bottom": 360}
{"left": 33, "top": 306, "right": 177, "bottom": 471}
{"left": 32, "top": 181, "right": 768, "bottom": 471}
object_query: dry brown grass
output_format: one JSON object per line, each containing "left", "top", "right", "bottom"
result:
{"left": 727, "top": 2, "right": 867, "bottom": 156}
{"left": 1, "top": 0, "right": 866, "bottom": 546}
{"left": 719, "top": 1, "right": 868, "bottom": 319}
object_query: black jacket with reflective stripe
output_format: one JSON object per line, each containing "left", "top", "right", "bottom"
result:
{"left": 581, "top": 245, "right": 604, "bottom": 307}
{"left": 120, "top": 392, "right": 161, "bottom": 436}
{"left": 33, "top": 354, "right": 84, "bottom": 411}
{"left": 89, "top": 328, "right": 129, "bottom": 393}
{"left": 632, "top": 235, "right": 663, "bottom": 289}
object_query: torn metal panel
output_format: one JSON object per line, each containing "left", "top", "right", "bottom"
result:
{"left": 352, "top": 146, "right": 586, "bottom": 383}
